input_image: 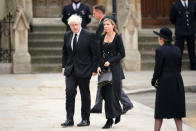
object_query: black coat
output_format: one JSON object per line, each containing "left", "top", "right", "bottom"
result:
{"left": 170, "top": 0, "right": 196, "bottom": 35}
{"left": 62, "top": 29, "right": 99, "bottom": 78}
{"left": 152, "top": 42, "right": 186, "bottom": 119}
{"left": 62, "top": 3, "right": 91, "bottom": 31}
{"left": 100, "top": 34, "right": 125, "bottom": 97}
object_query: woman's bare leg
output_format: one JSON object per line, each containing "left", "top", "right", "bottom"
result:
{"left": 174, "top": 118, "right": 182, "bottom": 131}
{"left": 154, "top": 119, "right": 163, "bottom": 131}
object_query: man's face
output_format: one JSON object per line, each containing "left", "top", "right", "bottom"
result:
{"left": 69, "top": 22, "right": 81, "bottom": 34}
{"left": 93, "top": 9, "right": 101, "bottom": 21}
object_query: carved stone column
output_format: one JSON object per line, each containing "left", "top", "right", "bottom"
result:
{"left": 117, "top": 0, "right": 141, "bottom": 71}
{"left": 13, "top": 8, "right": 31, "bottom": 73}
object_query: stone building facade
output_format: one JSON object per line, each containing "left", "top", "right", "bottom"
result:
{"left": 0, "top": 0, "right": 174, "bottom": 73}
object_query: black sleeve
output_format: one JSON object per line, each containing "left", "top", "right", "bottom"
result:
{"left": 89, "top": 33, "right": 100, "bottom": 73}
{"left": 62, "top": 33, "right": 68, "bottom": 68}
{"left": 108, "top": 34, "right": 125, "bottom": 64}
{"left": 169, "top": 3, "right": 177, "bottom": 25}
{"left": 152, "top": 48, "right": 164, "bottom": 80}
{"left": 62, "top": 6, "right": 68, "bottom": 25}
{"left": 85, "top": 5, "right": 91, "bottom": 25}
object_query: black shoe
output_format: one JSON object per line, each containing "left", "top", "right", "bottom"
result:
{"left": 115, "top": 115, "right": 121, "bottom": 124}
{"left": 122, "top": 106, "right": 133, "bottom": 114}
{"left": 77, "top": 120, "right": 90, "bottom": 127}
{"left": 90, "top": 108, "right": 102, "bottom": 113}
{"left": 61, "top": 120, "right": 74, "bottom": 127}
{"left": 102, "top": 119, "right": 113, "bottom": 129}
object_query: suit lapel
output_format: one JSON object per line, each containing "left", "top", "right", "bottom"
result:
{"left": 68, "top": 33, "right": 73, "bottom": 53}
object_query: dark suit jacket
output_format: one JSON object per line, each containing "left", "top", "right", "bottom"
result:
{"left": 62, "top": 3, "right": 91, "bottom": 31}
{"left": 62, "top": 29, "right": 99, "bottom": 78}
{"left": 170, "top": 0, "right": 196, "bottom": 35}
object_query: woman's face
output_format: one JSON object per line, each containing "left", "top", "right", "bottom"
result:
{"left": 103, "top": 20, "right": 114, "bottom": 33}
{"left": 158, "top": 37, "right": 164, "bottom": 46}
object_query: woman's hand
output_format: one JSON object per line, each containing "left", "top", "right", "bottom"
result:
{"left": 62, "top": 68, "right": 65, "bottom": 76}
{"left": 97, "top": 67, "right": 101, "bottom": 76}
{"left": 104, "top": 61, "right": 110, "bottom": 67}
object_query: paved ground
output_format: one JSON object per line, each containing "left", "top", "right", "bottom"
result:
{"left": 0, "top": 71, "right": 195, "bottom": 131}
{"left": 128, "top": 91, "right": 196, "bottom": 129}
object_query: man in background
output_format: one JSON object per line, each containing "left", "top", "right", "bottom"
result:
{"left": 62, "top": 0, "right": 91, "bottom": 31}
{"left": 170, "top": 0, "right": 196, "bottom": 70}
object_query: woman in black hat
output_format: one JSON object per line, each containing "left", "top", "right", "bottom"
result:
{"left": 152, "top": 27, "right": 186, "bottom": 131}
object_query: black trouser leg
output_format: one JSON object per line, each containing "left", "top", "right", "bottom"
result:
{"left": 120, "top": 89, "right": 133, "bottom": 109}
{"left": 77, "top": 77, "right": 91, "bottom": 121}
{"left": 65, "top": 74, "right": 77, "bottom": 121}
{"left": 92, "top": 87, "right": 103, "bottom": 111}
{"left": 175, "top": 34, "right": 185, "bottom": 56}
{"left": 186, "top": 35, "right": 196, "bottom": 64}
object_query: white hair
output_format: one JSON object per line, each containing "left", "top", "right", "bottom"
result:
{"left": 68, "top": 14, "right": 82, "bottom": 25}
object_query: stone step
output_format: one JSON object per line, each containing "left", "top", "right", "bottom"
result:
{"left": 32, "top": 25, "right": 66, "bottom": 32}
{"left": 140, "top": 51, "right": 190, "bottom": 60}
{"left": 29, "top": 32, "right": 65, "bottom": 40}
{"left": 31, "top": 63, "right": 61, "bottom": 73}
{"left": 29, "top": 40, "right": 63, "bottom": 48}
{"left": 31, "top": 56, "right": 61, "bottom": 64}
{"left": 29, "top": 47, "right": 62, "bottom": 56}
{"left": 141, "top": 59, "right": 190, "bottom": 70}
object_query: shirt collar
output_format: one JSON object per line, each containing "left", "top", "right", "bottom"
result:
{"left": 181, "top": 0, "right": 188, "bottom": 7}
{"left": 72, "top": 2, "right": 81, "bottom": 10}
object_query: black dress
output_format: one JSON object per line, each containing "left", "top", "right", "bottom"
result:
{"left": 99, "top": 34, "right": 125, "bottom": 119}
{"left": 152, "top": 42, "right": 186, "bottom": 119}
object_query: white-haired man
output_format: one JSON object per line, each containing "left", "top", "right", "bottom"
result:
{"left": 61, "top": 14, "right": 99, "bottom": 127}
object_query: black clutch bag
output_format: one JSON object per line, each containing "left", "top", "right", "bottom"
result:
{"left": 98, "top": 70, "right": 112, "bottom": 88}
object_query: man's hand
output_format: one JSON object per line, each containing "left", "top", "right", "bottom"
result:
{"left": 92, "top": 72, "right": 97, "bottom": 76}
{"left": 97, "top": 67, "right": 101, "bottom": 76}
{"left": 104, "top": 61, "right": 110, "bottom": 67}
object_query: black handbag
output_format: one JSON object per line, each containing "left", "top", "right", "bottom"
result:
{"left": 98, "top": 70, "right": 112, "bottom": 88}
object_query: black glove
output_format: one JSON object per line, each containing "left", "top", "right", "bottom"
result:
{"left": 151, "top": 78, "right": 158, "bottom": 88}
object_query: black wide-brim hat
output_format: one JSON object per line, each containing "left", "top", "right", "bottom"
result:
{"left": 153, "top": 27, "right": 173, "bottom": 41}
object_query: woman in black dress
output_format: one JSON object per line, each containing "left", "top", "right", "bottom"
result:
{"left": 97, "top": 18, "right": 125, "bottom": 129}
{"left": 152, "top": 27, "right": 186, "bottom": 131}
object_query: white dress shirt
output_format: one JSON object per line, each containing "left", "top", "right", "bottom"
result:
{"left": 71, "top": 28, "right": 82, "bottom": 50}
{"left": 181, "top": 0, "right": 188, "bottom": 7}
{"left": 72, "top": 2, "right": 81, "bottom": 10}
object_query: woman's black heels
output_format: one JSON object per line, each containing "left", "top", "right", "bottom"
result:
{"left": 102, "top": 119, "right": 113, "bottom": 129}
{"left": 115, "top": 115, "right": 121, "bottom": 124}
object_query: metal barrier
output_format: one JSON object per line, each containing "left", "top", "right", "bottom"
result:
{"left": 0, "top": 12, "right": 14, "bottom": 63}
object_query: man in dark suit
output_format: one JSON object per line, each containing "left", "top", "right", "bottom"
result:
{"left": 170, "top": 0, "right": 196, "bottom": 70}
{"left": 62, "top": 0, "right": 91, "bottom": 31}
{"left": 90, "top": 4, "right": 133, "bottom": 114}
{"left": 61, "top": 14, "right": 99, "bottom": 127}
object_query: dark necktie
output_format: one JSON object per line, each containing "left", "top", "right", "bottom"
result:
{"left": 73, "top": 34, "right": 77, "bottom": 51}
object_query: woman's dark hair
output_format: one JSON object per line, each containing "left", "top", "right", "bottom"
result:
{"left": 93, "top": 4, "right": 105, "bottom": 14}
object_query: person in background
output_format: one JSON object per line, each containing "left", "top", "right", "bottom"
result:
{"left": 62, "top": 0, "right": 91, "bottom": 31}
{"left": 152, "top": 27, "right": 186, "bottom": 131}
{"left": 90, "top": 4, "right": 133, "bottom": 114}
{"left": 170, "top": 0, "right": 196, "bottom": 70}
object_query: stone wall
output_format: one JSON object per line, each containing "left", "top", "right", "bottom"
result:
{"left": 0, "top": 0, "right": 6, "bottom": 19}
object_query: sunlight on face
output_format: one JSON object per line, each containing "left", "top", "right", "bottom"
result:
{"left": 69, "top": 22, "right": 81, "bottom": 34}
{"left": 103, "top": 20, "right": 114, "bottom": 33}
{"left": 93, "top": 9, "right": 100, "bottom": 21}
